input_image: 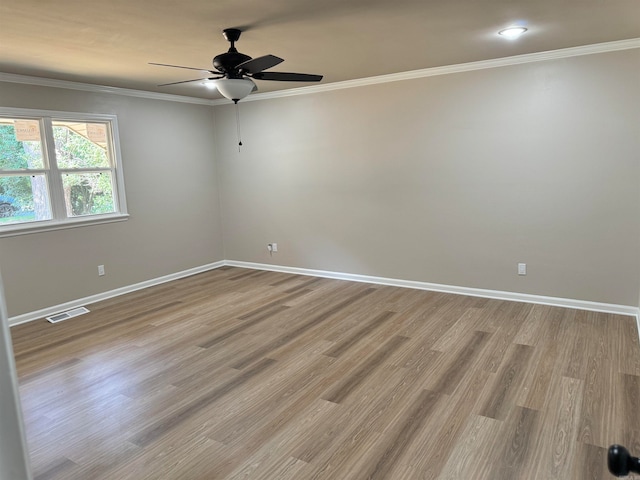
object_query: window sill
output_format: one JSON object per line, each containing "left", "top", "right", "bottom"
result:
{"left": 0, "top": 213, "right": 130, "bottom": 238}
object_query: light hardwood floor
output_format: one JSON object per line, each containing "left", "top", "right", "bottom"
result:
{"left": 10, "top": 267, "right": 640, "bottom": 479}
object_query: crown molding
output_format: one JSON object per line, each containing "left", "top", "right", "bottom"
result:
{"left": 0, "top": 72, "right": 216, "bottom": 105}
{"left": 1, "top": 38, "right": 638, "bottom": 106}
{"left": 215, "top": 37, "right": 640, "bottom": 104}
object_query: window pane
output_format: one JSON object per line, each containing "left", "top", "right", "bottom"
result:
{"left": 0, "top": 119, "right": 45, "bottom": 170}
{"left": 0, "top": 174, "right": 52, "bottom": 224}
{"left": 52, "top": 121, "right": 110, "bottom": 169}
{"left": 61, "top": 172, "right": 115, "bottom": 217}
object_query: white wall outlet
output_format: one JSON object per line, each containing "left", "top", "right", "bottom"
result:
{"left": 271, "top": 243, "right": 277, "bottom": 252}
{"left": 517, "top": 263, "right": 526, "bottom": 276}
{"left": 98, "top": 265, "right": 105, "bottom": 276}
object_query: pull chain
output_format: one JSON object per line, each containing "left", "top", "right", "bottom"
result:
{"left": 234, "top": 100, "right": 243, "bottom": 152}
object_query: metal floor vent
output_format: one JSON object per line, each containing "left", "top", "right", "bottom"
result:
{"left": 46, "top": 307, "right": 90, "bottom": 324}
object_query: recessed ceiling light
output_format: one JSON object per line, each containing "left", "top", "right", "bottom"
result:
{"left": 498, "top": 26, "right": 528, "bottom": 39}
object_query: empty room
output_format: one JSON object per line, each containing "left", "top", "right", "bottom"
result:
{"left": 0, "top": 1, "right": 639, "bottom": 479}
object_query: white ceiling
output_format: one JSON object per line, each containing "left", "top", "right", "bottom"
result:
{"left": 1, "top": 0, "right": 639, "bottom": 100}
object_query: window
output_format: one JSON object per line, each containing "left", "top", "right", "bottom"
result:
{"left": 0, "top": 108, "right": 127, "bottom": 236}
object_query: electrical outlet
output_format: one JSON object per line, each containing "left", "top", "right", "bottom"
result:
{"left": 517, "top": 263, "right": 526, "bottom": 276}
{"left": 271, "top": 243, "right": 277, "bottom": 252}
{"left": 98, "top": 265, "right": 105, "bottom": 276}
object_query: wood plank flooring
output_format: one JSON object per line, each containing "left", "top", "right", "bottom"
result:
{"left": 10, "top": 267, "right": 640, "bottom": 479}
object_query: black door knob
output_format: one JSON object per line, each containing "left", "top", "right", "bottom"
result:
{"left": 608, "top": 445, "right": 640, "bottom": 476}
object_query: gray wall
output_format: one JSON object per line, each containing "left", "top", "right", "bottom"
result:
{"left": 215, "top": 49, "right": 640, "bottom": 306}
{"left": 1, "top": 48, "right": 639, "bottom": 317}
{"left": 0, "top": 83, "right": 224, "bottom": 317}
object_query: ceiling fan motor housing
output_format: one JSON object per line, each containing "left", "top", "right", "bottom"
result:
{"left": 213, "top": 51, "right": 252, "bottom": 75}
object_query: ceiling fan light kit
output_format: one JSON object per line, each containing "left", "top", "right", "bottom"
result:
{"left": 151, "top": 27, "right": 323, "bottom": 103}
{"left": 215, "top": 78, "right": 256, "bottom": 102}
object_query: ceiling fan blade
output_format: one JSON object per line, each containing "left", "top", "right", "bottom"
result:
{"left": 252, "top": 72, "right": 323, "bottom": 82}
{"left": 158, "top": 78, "right": 215, "bottom": 86}
{"left": 236, "top": 55, "right": 284, "bottom": 74}
{"left": 150, "top": 62, "right": 213, "bottom": 73}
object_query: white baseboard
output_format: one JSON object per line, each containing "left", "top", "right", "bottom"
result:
{"left": 226, "top": 260, "right": 640, "bottom": 317}
{"left": 9, "top": 260, "right": 640, "bottom": 339}
{"left": 8, "top": 261, "right": 225, "bottom": 326}
{"left": 228, "top": 261, "right": 640, "bottom": 341}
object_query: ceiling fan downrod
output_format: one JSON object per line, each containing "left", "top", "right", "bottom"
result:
{"left": 223, "top": 28, "right": 242, "bottom": 52}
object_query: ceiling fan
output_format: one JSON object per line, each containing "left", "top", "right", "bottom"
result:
{"left": 150, "top": 28, "right": 323, "bottom": 103}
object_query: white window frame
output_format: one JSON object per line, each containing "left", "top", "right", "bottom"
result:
{"left": 0, "top": 107, "right": 128, "bottom": 237}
